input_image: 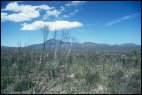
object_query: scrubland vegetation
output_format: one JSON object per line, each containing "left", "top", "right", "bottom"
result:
{"left": 1, "top": 26, "right": 141, "bottom": 94}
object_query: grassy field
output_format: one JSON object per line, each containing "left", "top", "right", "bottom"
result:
{"left": 1, "top": 46, "right": 141, "bottom": 94}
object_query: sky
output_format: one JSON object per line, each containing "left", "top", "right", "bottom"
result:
{"left": 1, "top": 1, "right": 141, "bottom": 47}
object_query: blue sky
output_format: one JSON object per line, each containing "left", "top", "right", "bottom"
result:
{"left": 1, "top": 1, "right": 141, "bottom": 47}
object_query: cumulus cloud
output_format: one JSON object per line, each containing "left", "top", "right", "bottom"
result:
{"left": 105, "top": 13, "right": 140, "bottom": 27}
{"left": 1, "top": 2, "right": 53, "bottom": 22}
{"left": 3, "top": 2, "right": 52, "bottom": 12}
{"left": 21, "top": 20, "right": 83, "bottom": 31}
{"left": 1, "top": 9, "right": 40, "bottom": 22}
{"left": 65, "top": 1, "right": 85, "bottom": 7}
{"left": 45, "top": 10, "right": 61, "bottom": 18}
{"left": 1, "top": 1, "right": 85, "bottom": 23}
{"left": 1, "top": 1, "right": 85, "bottom": 22}
{"left": 37, "top": 5, "right": 52, "bottom": 10}
{"left": 1, "top": 13, "right": 8, "bottom": 22}
{"left": 3, "top": 2, "right": 22, "bottom": 12}
{"left": 21, "top": 21, "right": 46, "bottom": 30}
{"left": 43, "top": 5, "right": 67, "bottom": 20}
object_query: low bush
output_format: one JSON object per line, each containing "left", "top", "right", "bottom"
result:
{"left": 1, "top": 76, "right": 13, "bottom": 89}
{"left": 13, "top": 79, "right": 35, "bottom": 91}
{"left": 86, "top": 72, "right": 101, "bottom": 85}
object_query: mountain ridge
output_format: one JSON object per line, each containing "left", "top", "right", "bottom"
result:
{"left": 1, "top": 39, "right": 141, "bottom": 48}
{"left": 1, "top": 39, "right": 141, "bottom": 52}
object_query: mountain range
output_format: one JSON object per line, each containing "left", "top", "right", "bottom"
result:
{"left": 2, "top": 39, "right": 141, "bottom": 52}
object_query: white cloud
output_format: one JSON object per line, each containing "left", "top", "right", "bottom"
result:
{"left": 21, "top": 21, "right": 47, "bottom": 30}
{"left": 37, "top": 5, "right": 52, "bottom": 10}
{"left": 1, "top": 1, "right": 84, "bottom": 22}
{"left": 105, "top": 13, "right": 140, "bottom": 27}
{"left": 46, "top": 10, "right": 61, "bottom": 17}
{"left": 1, "top": 8, "right": 40, "bottom": 22}
{"left": 3, "top": 2, "right": 52, "bottom": 12}
{"left": 1, "top": 2, "right": 53, "bottom": 22}
{"left": 48, "top": 21, "right": 83, "bottom": 31}
{"left": 4, "top": 2, "right": 21, "bottom": 12}
{"left": 43, "top": 5, "right": 68, "bottom": 20}
{"left": 62, "top": 1, "right": 85, "bottom": 18}
{"left": 63, "top": 9, "right": 78, "bottom": 18}
{"left": 1, "top": 13, "right": 8, "bottom": 22}
{"left": 65, "top": 1, "right": 85, "bottom": 7}
{"left": 43, "top": 9, "right": 62, "bottom": 20}
{"left": 21, "top": 20, "right": 83, "bottom": 31}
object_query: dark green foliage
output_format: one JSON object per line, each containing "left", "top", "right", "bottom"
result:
{"left": 13, "top": 79, "right": 35, "bottom": 91}
{"left": 111, "top": 69, "right": 124, "bottom": 79}
{"left": 130, "top": 72, "right": 141, "bottom": 80}
{"left": 48, "top": 68, "right": 57, "bottom": 78}
{"left": 127, "top": 80, "right": 141, "bottom": 88}
{"left": 127, "top": 72, "right": 141, "bottom": 89}
{"left": 1, "top": 76, "right": 13, "bottom": 90}
{"left": 86, "top": 72, "right": 101, "bottom": 85}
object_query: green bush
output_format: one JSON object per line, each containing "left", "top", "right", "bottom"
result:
{"left": 107, "top": 69, "right": 125, "bottom": 93}
{"left": 13, "top": 79, "right": 35, "bottom": 91}
{"left": 86, "top": 72, "right": 101, "bottom": 85}
{"left": 74, "top": 72, "right": 83, "bottom": 79}
{"left": 130, "top": 72, "right": 141, "bottom": 80}
{"left": 110, "top": 69, "right": 124, "bottom": 80}
{"left": 127, "top": 80, "right": 140, "bottom": 88}
{"left": 127, "top": 72, "right": 141, "bottom": 88}
{"left": 1, "top": 76, "right": 13, "bottom": 89}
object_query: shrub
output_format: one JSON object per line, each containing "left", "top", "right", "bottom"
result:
{"left": 130, "top": 71, "right": 141, "bottom": 80}
{"left": 86, "top": 72, "right": 101, "bottom": 85}
{"left": 127, "top": 71, "right": 141, "bottom": 89}
{"left": 127, "top": 80, "right": 141, "bottom": 88}
{"left": 1, "top": 76, "right": 13, "bottom": 89}
{"left": 110, "top": 68, "right": 124, "bottom": 80}
{"left": 13, "top": 79, "right": 35, "bottom": 91}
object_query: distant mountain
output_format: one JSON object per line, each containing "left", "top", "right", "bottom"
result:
{"left": 26, "top": 39, "right": 141, "bottom": 52}
{"left": 1, "top": 39, "right": 141, "bottom": 52}
{"left": 119, "top": 43, "right": 138, "bottom": 47}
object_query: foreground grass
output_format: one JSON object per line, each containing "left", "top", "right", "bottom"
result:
{"left": 1, "top": 49, "right": 141, "bottom": 94}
